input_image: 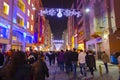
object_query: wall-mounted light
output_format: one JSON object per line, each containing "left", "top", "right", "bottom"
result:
{"left": 103, "top": 34, "right": 108, "bottom": 40}
{"left": 85, "top": 8, "right": 90, "bottom": 13}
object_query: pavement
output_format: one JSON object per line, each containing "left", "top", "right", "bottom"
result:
{"left": 45, "top": 60, "right": 119, "bottom": 80}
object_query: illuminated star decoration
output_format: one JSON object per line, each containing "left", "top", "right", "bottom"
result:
{"left": 39, "top": 8, "right": 82, "bottom": 18}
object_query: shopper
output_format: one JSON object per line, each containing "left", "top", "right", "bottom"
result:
{"left": 101, "top": 51, "right": 109, "bottom": 74}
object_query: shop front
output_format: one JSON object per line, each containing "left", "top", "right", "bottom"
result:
{"left": 86, "top": 38, "right": 102, "bottom": 59}
{"left": 12, "top": 30, "right": 24, "bottom": 51}
{"left": 25, "top": 36, "right": 33, "bottom": 51}
{"left": 0, "top": 23, "right": 10, "bottom": 52}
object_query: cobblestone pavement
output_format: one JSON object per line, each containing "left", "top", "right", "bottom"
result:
{"left": 46, "top": 60, "right": 119, "bottom": 80}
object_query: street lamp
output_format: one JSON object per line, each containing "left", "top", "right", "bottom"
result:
{"left": 85, "top": 8, "right": 90, "bottom": 13}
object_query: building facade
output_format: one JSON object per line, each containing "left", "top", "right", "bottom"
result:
{"left": 0, "top": 0, "right": 36, "bottom": 51}
{"left": 85, "top": 0, "right": 120, "bottom": 59}
{"left": 68, "top": 0, "right": 120, "bottom": 60}
{"left": 44, "top": 19, "right": 52, "bottom": 51}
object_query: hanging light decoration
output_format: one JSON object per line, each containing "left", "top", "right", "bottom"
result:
{"left": 39, "top": 8, "right": 82, "bottom": 18}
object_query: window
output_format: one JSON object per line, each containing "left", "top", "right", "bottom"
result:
{"left": 31, "top": 14, "right": 33, "bottom": 20}
{"left": 17, "top": 0, "right": 25, "bottom": 12}
{"left": 27, "top": 21, "right": 29, "bottom": 29}
{"left": 3, "top": 2, "right": 9, "bottom": 15}
{"left": 32, "top": 3, "right": 34, "bottom": 7}
{"left": 28, "top": 0, "right": 30, "bottom": 5}
{"left": 27, "top": 9, "right": 30, "bottom": 17}
{"left": 31, "top": 25, "right": 33, "bottom": 31}
{"left": 16, "top": 14, "right": 24, "bottom": 26}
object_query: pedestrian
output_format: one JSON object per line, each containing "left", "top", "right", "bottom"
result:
{"left": 32, "top": 54, "right": 49, "bottom": 80}
{"left": 86, "top": 50, "right": 95, "bottom": 78}
{"left": 70, "top": 48, "right": 78, "bottom": 77}
{"left": 47, "top": 51, "right": 53, "bottom": 66}
{"left": 78, "top": 50, "right": 87, "bottom": 78}
{"left": 0, "top": 51, "right": 31, "bottom": 80}
{"left": 57, "top": 50, "right": 65, "bottom": 71}
{"left": 0, "top": 51, "right": 4, "bottom": 68}
{"left": 101, "top": 51, "right": 109, "bottom": 74}
{"left": 64, "top": 49, "right": 71, "bottom": 74}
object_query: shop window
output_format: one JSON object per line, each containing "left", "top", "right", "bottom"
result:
{"left": 27, "top": 21, "right": 29, "bottom": 29}
{"left": 17, "top": 0, "right": 25, "bottom": 12}
{"left": 3, "top": 2, "right": 9, "bottom": 15}
{"left": 0, "top": 27, "right": 7, "bottom": 38}
{"left": 16, "top": 14, "right": 24, "bottom": 26}
{"left": 12, "top": 36, "right": 17, "bottom": 41}
{"left": 26, "top": 36, "right": 32, "bottom": 43}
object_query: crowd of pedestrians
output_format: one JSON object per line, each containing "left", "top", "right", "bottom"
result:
{"left": 0, "top": 48, "right": 119, "bottom": 80}
{"left": 0, "top": 49, "right": 49, "bottom": 80}
{"left": 46, "top": 48, "right": 97, "bottom": 79}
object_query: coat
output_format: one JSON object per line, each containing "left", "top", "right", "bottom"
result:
{"left": 32, "top": 59, "right": 49, "bottom": 80}
{"left": 101, "top": 53, "right": 109, "bottom": 63}
{"left": 86, "top": 54, "right": 95, "bottom": 68}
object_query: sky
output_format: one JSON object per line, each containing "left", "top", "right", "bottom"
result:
{"left": 41, "top": 0, "right": 74, "bottom": 40}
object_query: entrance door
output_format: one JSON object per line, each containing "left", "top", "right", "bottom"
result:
{"left": 97, "top": 43, "right": 102, "bottom": 60}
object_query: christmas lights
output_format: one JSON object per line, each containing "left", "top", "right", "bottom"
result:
{"left": 39, "top": 8, "right": 82, "bottom": 18}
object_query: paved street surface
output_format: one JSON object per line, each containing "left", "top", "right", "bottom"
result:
{"left": 45, "top": 60, "right": 119, "bottom": 80}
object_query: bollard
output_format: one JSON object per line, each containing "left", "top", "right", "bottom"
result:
{"left": 99, "top": 65, "right": 102, "bottom": 76}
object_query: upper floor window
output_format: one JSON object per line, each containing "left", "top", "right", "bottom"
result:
{"left": 31, "top": 25, "right": 33, "bottom": 31}
{"left": 31, "top": 14, "right": 33, "bottom": 20}
{"left": 16, "top": 13, "right": 24, "bottom": 27}
{"left": 27, "top": 21, "right": 29, "bottom": 29}
{"left": 28, "top": 0, "right": 30, "bottom": 5}
{"left": 3, "top": 2, "right": 9, "bottom": 15}
{"left": 27, "top": 9, "right": 30, "bottom": 17}
{"left": 17, "top": 0, "right": 25, "bottom": 12}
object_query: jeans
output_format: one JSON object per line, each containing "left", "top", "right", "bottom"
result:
{"left": 79, "top": 63, "right": 87, "bottom": 76}
{"left": 59, "top": 62, "right": 64, "bottom": 71}
{"left": 72, "top": 62, "right": 77, "bottom": 77}
{"left": 104, "top": 63, "right": 109, "bottom": 73}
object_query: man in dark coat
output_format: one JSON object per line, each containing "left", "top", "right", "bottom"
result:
{"left": 0, "top": 51, "right": 4, "bottom": 67}
{"left": 32, "top": 54, "right": 49, "bottom": 80}
{"left": 70, "top": 48, "right": 78, "bottom": 77}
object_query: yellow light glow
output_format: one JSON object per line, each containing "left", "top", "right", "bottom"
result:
{"left": 78, "top": 43, "right": 84, "bottom": 51}
{"left": 3, "top": 2, "right": 9, "bottom": 15}
{"left": 31, "top": 25, "right": 33, "bottom": 31}
{"left": 71, "top": 36, "right": 74, "bottom": 49}
{"left": 28, "top": 0, "right": 30, "bottom": 5}
{"left": 18, "top": 0, "right": 25, "bottom": 12}
{"left": 16, "top": 13, "right": 24, "bottom": 27}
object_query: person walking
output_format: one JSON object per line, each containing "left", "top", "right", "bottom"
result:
{"left": 86, "top": 50, "right": 95, "bottom": 78}
{"left": 0, "top": 51, "right": 4, "bottom": 68}
{"left": 0, "top": 51, "right": 31, "bottom": 80}
{"left": 57, "top": 50, "right": 65, "bottom": 71}
{"left": 101, "top": 51, "right": 109, "bottom": 74}
{"left": 47, "top": 51, "right": 53, "bottom": 66}
{"left": 78, "top": 50, "right": 87, "bottom": 78}
{"left": 32, "top": 54, "right": 49, "bottom": 80}
{"left": 70, "top": 48, "right": 78, "bottom": 77}
{"left": 64, "top": 49, "right": 71, "bottom": 74}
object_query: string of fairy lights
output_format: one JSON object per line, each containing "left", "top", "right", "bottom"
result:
{"left": 38, "top": 8, "right": 83, "bottom": 18}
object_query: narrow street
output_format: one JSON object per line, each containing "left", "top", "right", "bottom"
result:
{"left": 46, "top": 60, "right": 118, "bottom": 80}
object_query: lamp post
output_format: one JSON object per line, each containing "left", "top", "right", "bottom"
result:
{"left": 8, "top": 0, "right": 14, "bottom": 50}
